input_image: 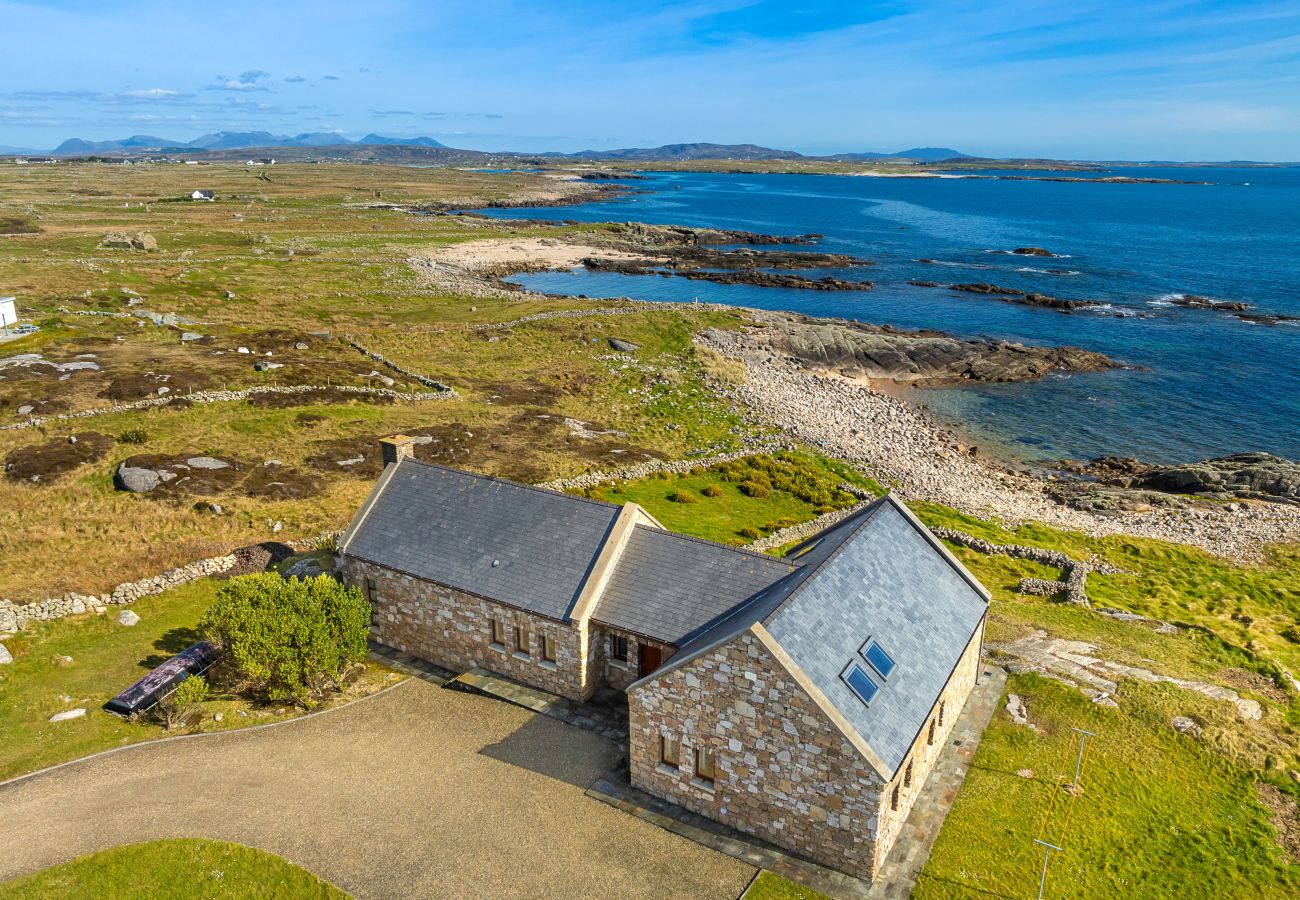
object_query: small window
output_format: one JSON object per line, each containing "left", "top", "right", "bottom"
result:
{"left": 842, "top": 663, "right": 879, "bottom": 706}
{"left": 862, "top": 640, "right": 896, "bottom": 680}
{"left": 927, "top": 718, "right": 936, "bottom": 746}
{"left": 938, "top": 700, "right": 946, "bottom": 727}
{"left": 610, "top": 635, "right": 629, "bottom": 662}
{"left": 515, "top": 626, "right": 530, "bottom": 656}
{"left": 904, "top": 760, "right": 913, "bottom": 788}
{"left": 660, "top": 734, "right": 680, "bottom": 768}
{"left": 490, "top": 618, "right": 506, "bottom": 646}
{"left": 891, "top": 783, "right": 900, "bottom": 811}
{"left": 694, "top": 746, "right": 716, "bottom": 783}
{"left": 542, "top": 634, "right": 557, "bottom": 662}
{"left": 363, "top": 577, "right": 377, "bottom": 603}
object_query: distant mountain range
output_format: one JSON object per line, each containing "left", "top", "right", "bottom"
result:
{"left": 30, "top": 133, "right": 966, "bottom": 162}
{"left": 562, "top": 143, "right": 965, "bottom": 162}
{"left": 48, "top": 132, "right": 448, "bottom": 155}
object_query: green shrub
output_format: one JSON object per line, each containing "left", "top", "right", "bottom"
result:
{"left": 739, "top": 480, "right": 771, "bottom": 498}
{"left": 199, "top": 573, "right": 369, "bottom": 707}
{"left": 666, "top": 490, "right": 697, "bottom": 504}
{"left": 156, "top": 675, "right": 208, "bottom": 730}
{"left": 702, "top": 484, "right": 724, "bottom": 498}
{"left": 737, "top": 526, "right": 762, "bottom": 540}
{"left": 1281, "top": 624, "right": 1300, "bottom": 645}
{"left": 117, "top": 428, "right": 149, "bottom": 445}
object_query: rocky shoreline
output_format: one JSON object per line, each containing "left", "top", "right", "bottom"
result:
{"left": 402, "top": 205, "right": 1299, "bottom": 558}
{"left": 695, "top": 329, "right": 1299, "bottom": 558}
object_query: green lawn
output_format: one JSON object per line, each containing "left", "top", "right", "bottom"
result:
{"left": 742, "top": 871, "right": 828, "bottom": 899}
{"left": 585, "top": 450, "right": 882, "bottom": 545}
{"left": 0, "top": 839, "right": 348, "bottom": 899}
{"left": 0, "top": 579, "right": 397, "bottom": 782}
{"left": 915, "top": 675, "right": 1300, "bottom": 899}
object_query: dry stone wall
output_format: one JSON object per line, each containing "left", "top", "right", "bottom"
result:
{"left": 0, "top": 553, "right": 236, "bottom": 634}
{"left": 1, "top": 383, "right": 456, "bottom": 433}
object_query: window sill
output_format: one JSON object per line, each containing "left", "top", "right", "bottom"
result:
{"left": 539, "top": 659, "right": 558, "bottom": 671}
{"left": 690, "top": 777, "right": 717, "bottom": 793}
{"left": 512, "top": 651, "right": 532, "bottom": 662}
{"left": 608, "top": 660, "right": 629, "bottom": 670}
{"left": 488, "top": 643, "right": 506, "bottom": 654}
{"left": 656, "top": 763, "right": 681, "bottom": 777}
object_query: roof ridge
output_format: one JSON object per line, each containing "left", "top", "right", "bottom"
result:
{"left": 630, "top": 523, "right": 801, "bottom": 570}
{"left": 760, "top": 495, "right": 889, "bottom": 625}
{"left": 399, "top": 457, "right": 624, "bottom": 512}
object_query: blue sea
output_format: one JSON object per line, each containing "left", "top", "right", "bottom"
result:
{"left": 476, "top": 168, "right": 1300, "bottom": 465}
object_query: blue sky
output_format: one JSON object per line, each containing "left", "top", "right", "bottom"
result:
{"left": 3, "top": 0, "right": 1300, "bottom": 159}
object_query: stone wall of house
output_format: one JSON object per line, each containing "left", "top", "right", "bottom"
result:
{"left": 628, "top": 631, "right": 887, "bottom": 879}
{"left": 870, "top": 617, "right": 984, "bottom": 871}
{"left": 595, "top": 624, "right": 677, "bottom": 691}
{"left": 343, "top": 556, "right": 587, "bottom": 701}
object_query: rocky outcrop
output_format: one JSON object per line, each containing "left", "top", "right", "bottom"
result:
{"left": 1070, "top": 452, "right": 1300, "bottom": 504}
{"left": 707, "top": 313, "right": 1115, "bottom": 386}
{"left": 98, "top": 231, "right": 157, "bottom": 251}
{"left": 944, "top": 283, "right": 1096, "bottom": 312}
{"left": 1012, "top": 247, "right": 1057, "bottom": 257}
{"left": 1171, "top": 294, "right": 1250, "bottom": 312}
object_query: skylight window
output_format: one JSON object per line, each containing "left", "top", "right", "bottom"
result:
{"left": 862, "top": 639, "right": 896, "bottom": 680}
{"left": 842, "top": 663, "right": 879, "bottom": 706}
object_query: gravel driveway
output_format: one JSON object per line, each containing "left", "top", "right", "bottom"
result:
{"left": 0, "top": 680, "right": 753, "bottom": 899}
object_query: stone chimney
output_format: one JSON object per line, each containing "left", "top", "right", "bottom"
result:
{"left": 379, "top": 434, "right": 415, "bottom": 467}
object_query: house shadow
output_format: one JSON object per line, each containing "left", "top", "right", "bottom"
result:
{"left": 137, "top": 626, "right": 202, "bottom": 669}
{"left": 476, "top": 715, "right": 616, "bottom": 789}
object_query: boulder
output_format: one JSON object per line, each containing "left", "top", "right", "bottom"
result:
{"left": 180, "top": 332, "right": 203, "bottom": 342}
{"left": 1171, "top": 715, "right": 1202, "bottom": 737}
{"left": 186, "top": 456, "right": 230, "bottom": 469}
{"left": 119, "top": 610, "right": 140, "bottom": 627}
{"left": 608, "top": 338, "right": 640, "bottom": 353}
{"left": 0, "top": 643, "right": 12, "bottom": 665}
{"left": 254, "top": 360, "right": 284, "bottom": 371}
{"left": 99, "top": 231, "right": 157, "bottom": 251}
{"left": 1006, "top": 693, "right": 1031, "bottom": 726}
{"left": 1012, "top": 247, "right": 1057, "bottom": 257}
{"left": 114, "top": 464, "right": 161, "bottom": 493}
{"left": 49, "top": 708, "right": 86, "bottom": 722}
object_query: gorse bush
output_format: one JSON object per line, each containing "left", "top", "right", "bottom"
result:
{"left": 666, "top": 490, "right": 697, "bottom": 503}
{"left": 702, "top": 484, "right": 724, "bottom": 497}
{"left": 713, "top": 453, "right": 857, "bottom": 508}
{"left": 155, "top": 674, "right": 208, "bottom": 730}
{"left": 117, "top": 428, "right": 149, "bottom": 445}
{"left": 199, "top": 573, "right": 369, "bottom": 707}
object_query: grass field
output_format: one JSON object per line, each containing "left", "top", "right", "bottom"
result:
{"left": 0, "top": 839, "right": 348, "bottom": 900}
{"left": 0, "top": 162, "right": 753, "bottom": 599}
{"left": 0, "top": 578, "right": 398, "bottom": 782}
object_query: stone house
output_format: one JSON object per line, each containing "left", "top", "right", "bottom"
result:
{"left": 339, "top": 436, "right": 989, "bottom": 879}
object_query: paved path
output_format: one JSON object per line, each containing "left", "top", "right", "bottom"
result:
{"left": 0, "top": 680, "right": 753, "bottom": 899}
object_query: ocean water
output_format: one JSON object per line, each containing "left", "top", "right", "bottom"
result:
{"left": 476, "top": 168, "right": 1300, "bottom": 465}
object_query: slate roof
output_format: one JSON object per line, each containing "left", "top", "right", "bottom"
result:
{"left": 590, "top": 525, "right": 796, "bottom": 644}
{"left": 341, "top": 459, "right": 620, "bottom": 621}
{"left": 632, "top": 496, "right": 989, "bottom": 778}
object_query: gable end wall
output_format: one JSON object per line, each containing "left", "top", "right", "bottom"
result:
{"left": 628, "top": 630, "right": 886, "bottom": 878}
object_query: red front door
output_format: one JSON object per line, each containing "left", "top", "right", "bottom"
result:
{"left": 638, "top": 643, "right": 663, "bottom": 678}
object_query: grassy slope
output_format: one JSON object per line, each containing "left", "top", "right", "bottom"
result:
{"left": 0, "top": 578, "right": 398, "bottom": 782}
{"left": 0, "top": 839, "right": 348, "bottom": 900}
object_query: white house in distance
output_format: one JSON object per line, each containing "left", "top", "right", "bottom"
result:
{"left": 190, "top": 189, "right": 215, "bottom": 201}
{"left": 0, "top": 297, "right": 17, "bottom": 330}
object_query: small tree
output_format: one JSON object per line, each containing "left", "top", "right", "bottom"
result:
{"left": 199, "top": 573, "right": 369, "bottom": 707}
{"left": 156, "top": 674, "right": 209, "bottom": 730}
